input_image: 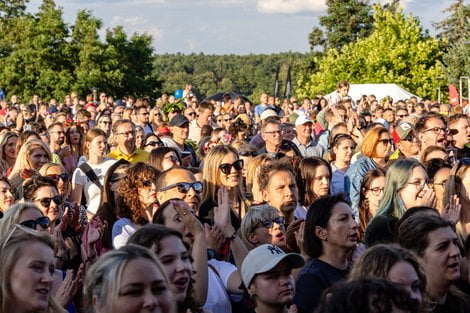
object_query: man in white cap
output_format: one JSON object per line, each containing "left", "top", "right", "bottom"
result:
{"left": 241, "top": 244, "right": 304, "bottom": 312}
{"left": 292, "top": 115, "right": 323, "bottom": 157}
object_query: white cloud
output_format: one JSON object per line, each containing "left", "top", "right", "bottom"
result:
{"left": 379, "top": 0, "right": 413, "bottom": 9}
{"left": 110, "top": 16, "right": 149, "bottom": 27}
{"left": 145, "top": 26, "right": 163, "bottom": 41}
{"left": 257, "top": 0, "right": 326, "bottom": 14}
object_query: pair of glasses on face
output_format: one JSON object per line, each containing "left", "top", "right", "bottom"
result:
{"left": 407, "top": 179, "right": 434, "bottom": 191}
{"left": 145, "top": 141, "right": 164, "bottom": 148}
{"left": 142, "top": 180, "right": 154, "bottom": 188}
{"left": 378, "top": 139, "right": 393, "bottom": 145}
{"left": 159, "top": 181, "right": 203, "bottom": 194}
{"left": 20, "top": 216, "right": 51, "bottom": 230}
{"left": 424, "top": 127, "right": 449, "bottom": 134}
{"left": 46, "top": 173, "right": 70, "bottom": 182}
{"left": 368, "top": 187, "right": 384, "bottom": 196}
{"left": 397, "top": 114, "right": 409, "bottom": 119}
{"left": 433, "top": 180, "right": 447, "bottom": 187}
{"left": 219, "top": 159, "right": 244, "bottom": 175}
{"left": 251, "top": 216, "right": 285, "bottom": 232}
{"left": 35, "top": 195, "right": 63, "bottom": 208}
{"left": 403, "top": 134, "right": 415, "bottom": 142}
{"left": 187, "top": 112, "right": 197, "bottom": 117}
{"left": 164, "top": 155, "right": 179, "bottom": 162}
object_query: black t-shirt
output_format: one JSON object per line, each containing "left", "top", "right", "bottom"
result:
{"left": 294, "top": 258, "right": 349, "bottom": 313}
{"left": 431, "top": 287, "right": 470, "bottom": 313}
{"left": 364, "top": 214, "right": 398, "bottom": 248}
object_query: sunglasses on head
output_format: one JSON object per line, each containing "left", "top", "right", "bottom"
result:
{"left": 36, "top": 195, "right": 63, "bottom": 208}
{"left": 159, "top": 181, "right": 203, "bottom": 194}
{"left": 219, "top": 159, "right": 244, "bottom": 174}
{"left": 46, "top": 173, "right": 70, "bottom": 181}
{"left": 20, "top": 216, "right": 51, "bottom": 230}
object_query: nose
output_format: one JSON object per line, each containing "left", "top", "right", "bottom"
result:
{"left": 450, "top": 242, "right": 461, "bottom": 258}
{"left": 142, "top": 289, "right": 158, "bottom": 309}
{"left": 322, "top": 177, "right": 329, "bottom": 185}
{"left": 42, "top": 270, "right": 54, "bottom": 284}
{"left": 408, "top": 288, "right": 422, "bottom": 305}
{"left": 175, "top": 257, "right": 190, "bottom": 272}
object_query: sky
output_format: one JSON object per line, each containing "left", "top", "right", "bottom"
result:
{"left": 28, "top": 0, "right": 454, "bottom": 55}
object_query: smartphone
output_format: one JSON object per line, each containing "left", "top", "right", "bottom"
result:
{"left": 446, "top": 148, "right": 457, "bottom": 166}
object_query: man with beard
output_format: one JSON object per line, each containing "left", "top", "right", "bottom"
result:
{"left": 448, "top": 114, "right": 470, "bottom": 159}
{"left": 47, "top": 122, "right": 75, "bottom": 170}
{"left": 258, "top": 161, "right": 299, "bottom": 227}
{"left": 108, "top": 119, "right": 149, "bottom": 163}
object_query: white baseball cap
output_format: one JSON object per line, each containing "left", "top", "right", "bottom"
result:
{"left": 241, "top": 244, "right": 305, "bottom": 288}
{"left": 295, "top": 114, "right": 313, "bottom": 127}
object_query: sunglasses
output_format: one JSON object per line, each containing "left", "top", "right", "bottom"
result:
{"left": 239, "top": 151, "right": 255, "bottom": 157}
{"left": 378, "top": 139, "right": 393, "bottom": 145}
{"left": 145, "top": 141, "right": 164, "bottom": 147}
{"left": 142, "top": 180, "right": 154, "bottom": 188}
{"left": 251, "top": 216, "right": 285, "bottom": 232}
{"left": 20, "top": 216, "right": 51, "bottom": 230}
{"left": 46, "top": 173, "right": 70, "bottom": 181}
{"left": 159, "top": 181, "right": 203, "bottom": 194}
{"left": 187, "top": 112, "right": 197, "bottom": 116}
{"left": 219, "top": 159, "right": 244, "bottom": 174}
{"left": 403, "top": 134, "right": 414, "bottom": 142}
{"left": 35, "top": 195, "right": 63, "bottom": 208}
{"left": 164, "top": 155, "right": 179, "bottom": 162}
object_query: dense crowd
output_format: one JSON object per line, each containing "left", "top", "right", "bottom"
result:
{"left": 1, "top": 80, "right": 470, "bottom": 313}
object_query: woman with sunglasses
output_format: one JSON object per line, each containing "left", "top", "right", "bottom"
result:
{"left": 0, "top": 225, "right": 66, "bottom": 313}
{"left": 40, "top": 163, "right": 72, "bottom": 200}
{"left": 365, "top": 158, "right": 436, "bottom": 247}
{"left": 345, "top": 126, "right": 392, "bottom": 218}
{"left": 149, "top": 146, "right": 182, "bottom": 171}
{"left": 0, "top": 202, "right": 50, "bottom": 237}
{"left": 0, "top": 131, "right": 18, "bottom": 176}
{"left": 240, "top": 204, "right": 286, "bottom": 250}
{"left": 294, "top": 194, "right": 358, "bottom": 313}
{"left": 200, "top": 145, "right": 249, "bottom": 229}
{"left": 112, "top": 162, "right": 160, "bottom": 248}
{"left": 142, "top": 133, "right": 164, "bottom": 153}
{"left": 71, "top": 128, "right": 117, "bottom": 218}
{"left": 357, "top": 168, "right": 385, "bottom": 240}
{"left": 0, "top": 176, "right": 14, "bottom": 217}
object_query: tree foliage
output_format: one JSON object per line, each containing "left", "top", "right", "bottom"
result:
{"left": 433, "top": 0, "right": 469, "bottom": 44}
{"left": 0, "top": 0, "right": 159, "bottom": 101}
{"left": 154, "top": 52, "right": 307, "bottom": 101}
{"left": 298, "top": 5, "right": 444, "bottom": 99}
{"left": 308, "top": 0, "right": 373, "bottom": 51}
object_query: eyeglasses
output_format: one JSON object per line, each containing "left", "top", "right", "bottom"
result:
{"left": 407, "top": 179, "right": 434, "bottom": 191}
{"left": 35, "top": 195, "right": 63, "bottom": 207}
{"left": 219, "top": 159, "right": 244, "bottom": 174}
{"left": 164, "top": 155, "right": 179, "bottom": 162}
{"left": 433, "top": 180, "right": 447, "bottom": 187}
{"left": 378, "top": 139, "right": 393, "bottom": 145}
{"left": 145, "top": 141, "right": 164, "bottom": 147}
{"left": 159, "top": 181, "right": 203, "bottom": 194}
{"left": 251, "top": 216, "right": 285, "bottom": 232}
{"left": 368, "top": 187, "right": 384, "bottom": 196}
{"left": 46, "top": 173, "right": 70, "bottom": 182}
{"left": 397, "top": 114, "right": 409, "bottom": 118}
{"left": 139, "top": 112, "right": 149, "bottom": 116}
{"left": 423, "top": 127, "right": 449, "bottom": 134}
{"left": 403, "top": 134, "right": 415, "bottom": 142}
{"left": 100, "top": 120, "right": 112, "bottom": 125}
{"left": 239, "top": 151, "right": 255, "bottom": 157}
{"left": 116, "top": 131, "right": 135, "bottom": 137}
{"left": 223, "top": 118, "right": 232, "bottom": 122}
{"left": 20, "top": 216, "right": 51, "bottom": 230}
{"left": 263, "top": 130, "right": 282, "bottom": 136}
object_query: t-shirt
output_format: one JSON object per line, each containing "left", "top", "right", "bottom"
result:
{"left": 294, "top": 258, "right": 349, "bottom": 313}
{"left": 112, "top": 218, "right": 138, "bottom": 249}
{"left": 72, "top": 158, "right": 117, "bottom": 215}
{"left": 204, "top": 259, "right": 241, "bottom": 313}
{"left": 330, "top": 162, "right": 348, "bottom": 195}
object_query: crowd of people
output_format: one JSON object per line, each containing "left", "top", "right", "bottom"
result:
{"left": 1, "top": 80, "right": 470, "bottom": 313}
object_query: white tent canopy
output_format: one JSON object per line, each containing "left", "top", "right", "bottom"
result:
{"left": 326, "top": 83, "right": 421, "bottom": 103}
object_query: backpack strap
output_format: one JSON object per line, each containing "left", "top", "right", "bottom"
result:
{"left": 79, "top": 163, "right": 103, "bottom": 191}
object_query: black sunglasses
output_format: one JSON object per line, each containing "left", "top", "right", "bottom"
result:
{"left": 35, "top": 195, "right": 63, "bottom": 207}
{"left": 46, "top": 173, "right": 70, "bottom": 181}
{"left": 159, "top": 181, "right": 203, "bottom": 194}
{"left": 219, "top": 159, "right": 244, "bottom": 174}
{"left": 20, "top": 216, "right": 51, "bottom": 230}
{"left": 251, "top": 216, "right": 285, "bottom": 232}
{"left": 142, "top": 180, "right": 154, "bottom": 188}
{"left": 145, "top": 141, "right": 164, "bottom": 147}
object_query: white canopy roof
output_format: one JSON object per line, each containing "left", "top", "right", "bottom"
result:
{"left": 326, "top": 83, "right": 421, "bottom": 103}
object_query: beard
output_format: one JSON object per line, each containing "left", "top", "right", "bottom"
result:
{"left": 280, "top": 201, "right": 296, "bottom": 215}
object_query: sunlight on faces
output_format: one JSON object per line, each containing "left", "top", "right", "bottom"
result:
{"left": 152, "top": 236, "right": 192, "bottom": 305}
{"left": 30, "top": 148, "right": 49, "bottom": 170}
{"left": 161, "top": 200, "right": 195, "bottom": 245}
{"left": 218, "top": 152, "right": 241, "bottom": 189}
{"left": 10, "top": 242, "right": 55, "bottom": 313}
{"left": 157, "top": 169, "right": 200, "bottom": 210}
{"left": 317, "top": 202, "right": 358, "bottom": 248}
{"left": 262, "top": 170, "right": 298, "bottom": 216}
{"left": 0, "top": 181, "right": 14, "bottom": 211}
{"left": 4, "top": 136, "right": 17, "bottom": 159}
{"left": 161, "top": 152, "right": 180, "bottom": 171}
{"left": 433, "top": 167, "right": 451, "bottom": 210}
{"left": 333, "top": 139, "right": 354, "bottom": 163}
{"left": 34, "top": 186, "right": 61, "bottom": 223}
{"left": 311, "top": 165, "right": 330, "bottom": 198}
{"left": 250, "top": 215, "right": 286, "bottom": 248}
{"left": 375, "top": 133, "right": 392, "bottom": 158}
{"left": 399, "top": 166, "right": 431, "bottom": 210}
{"left": 19, "top": 208, "right": 47, "bottom": 231}
{"left": 365, "top": 176, "right": 385, "bottom": 217}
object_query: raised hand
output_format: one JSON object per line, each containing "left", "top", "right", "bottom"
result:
{"left": 172, "top": 200, "right": 204, "bottom": 237}
{"left": 441, "top": 194, "right": 461, "bottom": 224}
{"left": 214, "top": 186, "right": 234, "bottom": 237}
{"left": 204, "top": 224, "right": 225, "bottom": 250}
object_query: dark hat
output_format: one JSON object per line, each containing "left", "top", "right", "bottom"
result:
{"left": 170, "top": 114, "right": 190, "bottom": 127}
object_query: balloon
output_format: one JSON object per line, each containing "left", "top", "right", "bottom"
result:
{"left": 174, "top": 89, "right": 183, "bottom": 99}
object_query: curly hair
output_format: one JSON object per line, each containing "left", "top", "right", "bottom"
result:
{"left": 116, "top": 162, "right": 160, "bottom": 224}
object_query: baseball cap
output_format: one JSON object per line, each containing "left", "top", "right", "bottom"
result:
{"left": 260, "top": 108, "right": 278, "bottom": 121}
{"left": 295, "top": 114, "right": 313, "bottom": 127}
{"left": 170, "top": 114, "right": 190, "bottom": 127}
{"left": 241, "top": 244, "right": 304, "bottom": 288}
{"left": 157, "top": 125, "right": 172, "bottom": 136}
{"left": 393, "top": 121, "right": 414, "bottom": 143}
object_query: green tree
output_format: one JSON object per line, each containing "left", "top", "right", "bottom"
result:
{"left": 433, "top": 0, "right": 470, "bottom": 44}
{"left": 308, "top": 0, "right": 373, "bottom": 51}
{"left": 0, "top": 0, "right": 29, "bottom": 18}
{"left": 298, "top": 5, "right": 444, "bottom": 99}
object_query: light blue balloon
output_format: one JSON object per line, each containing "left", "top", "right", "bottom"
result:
{"left": 174, "top": 89, "right": 183, "bottom": 99}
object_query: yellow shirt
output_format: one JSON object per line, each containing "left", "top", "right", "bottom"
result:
{"left": 108, "top": 147, "right": 149, "bottom": 163}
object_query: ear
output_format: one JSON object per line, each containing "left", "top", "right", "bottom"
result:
{"left": 92, "top": 295, "right": 103, "bottom": 313}
{"left": 261, "top": 189, "right": 269, "bottom": 203}
{"left": 314, "top": 225, "right": 327, "bottom": 241}
{"left": 248, "top": 233, "right": 260, "bottom": 245}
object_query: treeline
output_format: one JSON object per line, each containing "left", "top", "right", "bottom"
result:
{"left": 154, "top": 52, "right": 309, "bottom": 101}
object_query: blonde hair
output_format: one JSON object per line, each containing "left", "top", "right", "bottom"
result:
{"left": 8, "top": 139, "right": 52, "bottom": 190}
{"left": 0, "top": 202, "right": 44, "bottom": 238}
{"left": 246, "top": 154, "right": 272, "bottom": 196}
{"left": 0, "top": 132, "right": 18, "bottom": 175}
{"left": 201, "top": 145, "right": 248, "bottom": 217}
{"left": 84, "top": 244, "right": 172, "bottom": 313}
{"left": 240, "top": 205, "right": 279, "bottom": 250}
{"left": 0, "top": 225, "right": 65, "bottom": 313}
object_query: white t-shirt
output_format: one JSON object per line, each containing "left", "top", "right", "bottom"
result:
{"left": 72, "top": 158, "right": 117, "bottom": 215}
{"left": 204, "top": 259, "right": 242, "bottom": 313}
{"left": 112, "top": 218, "right": 138, "bottom": 249}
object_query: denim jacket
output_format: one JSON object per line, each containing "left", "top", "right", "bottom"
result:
{"left": 344, "top": 157, "right": 377, "bottom": 218}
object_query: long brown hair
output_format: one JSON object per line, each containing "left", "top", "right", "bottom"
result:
{"left": 83, "top": 127, "right": 107, "bottom": 157}
{"left": 358, "top": 168, "right": 385, "bottom": 240}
